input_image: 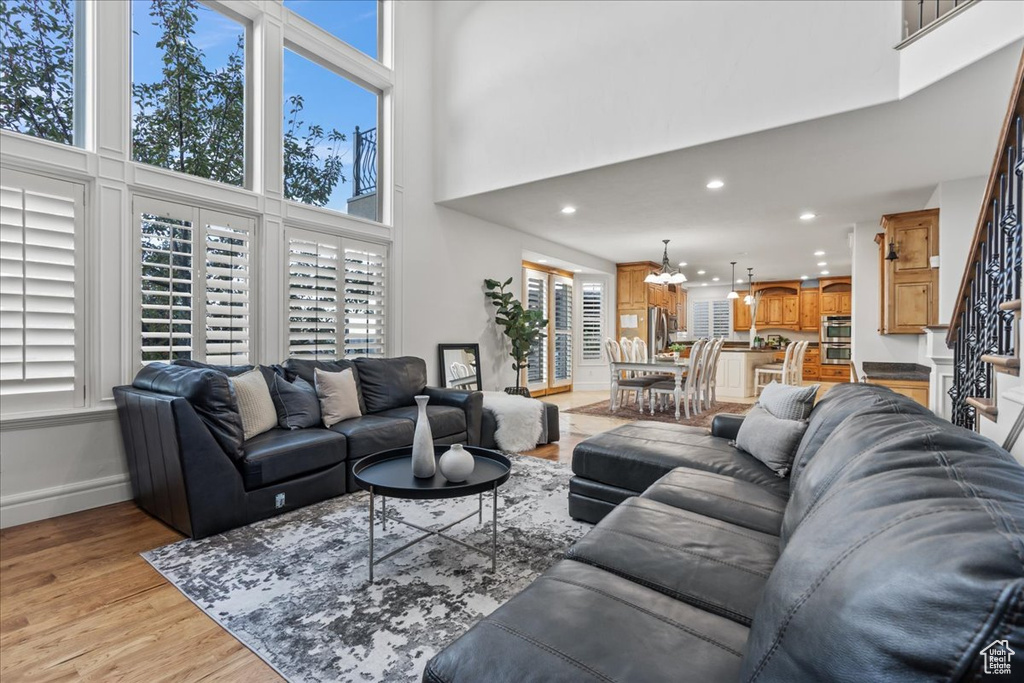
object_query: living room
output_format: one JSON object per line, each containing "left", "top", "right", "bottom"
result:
{"left": 1, "top": 1, "right": 1022, "bottom": 681}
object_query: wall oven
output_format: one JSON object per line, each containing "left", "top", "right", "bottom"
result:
{"left": 821, "top": 342, "right": 852, "bottom": 365}
{"left": 821, "top": 315, "right": 852, "bottom": 343}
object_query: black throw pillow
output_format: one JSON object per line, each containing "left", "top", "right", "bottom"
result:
{"left": 268, "top": 371, "right": 322, "bottom": 429}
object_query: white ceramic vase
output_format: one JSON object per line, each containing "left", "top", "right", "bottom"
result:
{"left": 411, "top": 395, "right": 435, "bottom": 478}
{"left": 439, "top": 443, "right": 475, "bottom": 482}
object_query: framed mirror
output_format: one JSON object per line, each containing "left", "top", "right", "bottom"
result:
{"left": 437, "top": 343, "right": 482, "bottom": 391}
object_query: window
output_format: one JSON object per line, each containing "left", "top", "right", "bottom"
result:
{"left": 137, "top": 198, "right": 253, "bottom": 365}
{"left": 131, "top": 0, "right": 247, "bottom": 187}
{"left": 0, "top": 169, "right": 84, "bottom": 411}
{"left": 691, "top": 299, "right": 731, "bottom": 339}
{"left": 580, "top": 282, "right": 604, "bottom": 361}
{"left": 283, "top": 49, "right": 380, "bottom": 220}
{"left": 523, "top": 267, "right": 547, "bottom": 388}
{"left": 551, "top": 275, "right": 572, "bottom": 385}
{"left": 283, "top": 0, "right": 380, "bottom": 60}
{"left": 287, "top": 229, "right": 387, "bottom": 359}
{"left": 0, "top": 0, "right": 81, "bottom": 146}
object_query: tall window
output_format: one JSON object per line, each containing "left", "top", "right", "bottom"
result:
{"left": 580, "top": 282, "right": 604, "bottom": 362}
{"left": 692, "top": 299, "right": 731, "bottom": 338}
{"left": 137, "top": 197, "right": 253, "bottom": 365}
{"left": 0, "top": 169, "right": 84, "bottom": 411}
{"left": 287, "top": 229, "right": 387, "bottom": 360}
{"left": 551, "top": 275, "right": 572, "bottom": 386}
{"left": 283, "top": 49, "right": 380, "bottom": 221}
{"left": 283, "top": 0, "right": 380, "bottom": 61}
{"left": 523, "top": 267, "right": 547, "bottom": 389}
{"left": 131, "top": 0, "right": 247, "bottom": 187}
{"left": 0, "top": 0, "right": 81, "bottom": 146}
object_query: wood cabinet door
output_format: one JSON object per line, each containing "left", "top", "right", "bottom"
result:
{"left": 767, "top": 297, "right": 783, "bottom": 325}
{"left": 839, "top": 292, "right": 852, "bottom": 315}
{"left": 892, "top": 282, "right": 932, "bottom": 330}
{"left": 881, "top": 210, "right": 938, "bottom": 333}
{"left": 617, "top": 268, "right": 633, "bottom": 306}
{"left": 677, "top": 290, "right": 687, "bottom": 331}
{"left": 820, "top": 292, "right": 838, "bottom": 315}
{"left": 630, "top": 269, "right": 647, "bottom": 305}
{"left": 755, "top": 298, "right": 767, "bottom": 326}
{"left": 782, "top": 295, "right": 799, "bottom": 327}
{"left": 800, "top": 291, "right": 819, "bottom": 330}
{"left": 733, "top": 294, "right": 750, "bottom": 331}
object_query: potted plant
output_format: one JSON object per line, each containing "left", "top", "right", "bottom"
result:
{"left": 668, "top": 343, "right": 686, "bottom": 359}
{"left": 484, "top": 277, "right": 548, "bottom": 397}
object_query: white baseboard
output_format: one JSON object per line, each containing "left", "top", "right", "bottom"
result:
{"left": 0, "top": 474, "right": 133, "bottom": 529}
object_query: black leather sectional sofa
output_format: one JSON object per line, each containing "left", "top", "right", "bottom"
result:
{"left": 425, "top": 383, "right": 1024, "bottom": 682}
{"left": 113, "top": 356, "right": 482, "bottom": 539}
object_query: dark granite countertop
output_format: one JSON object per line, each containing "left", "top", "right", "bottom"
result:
{"left": 861, "top": 362, "right": 931, "bottom": 382}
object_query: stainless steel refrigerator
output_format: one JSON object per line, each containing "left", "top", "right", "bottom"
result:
{"left": 648, "top": 306, "right": 669, "bottom": 352}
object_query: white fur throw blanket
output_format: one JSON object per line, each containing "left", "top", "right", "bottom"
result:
{"left": 481, "top": 391, "right": 545, "bottom": 453}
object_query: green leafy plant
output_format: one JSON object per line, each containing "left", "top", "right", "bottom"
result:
{"left": 668, "top": 343, "right": 686, "bottom": 353}
{"left": 484, "top": 277, "right": 548, "bottom": 392}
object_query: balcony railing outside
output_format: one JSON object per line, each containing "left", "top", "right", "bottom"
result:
{"left": 901, "top": 0, "right": 976, "bottom": 44}
{"left": 352, "top": 126, "right": 377, "bottom": 198}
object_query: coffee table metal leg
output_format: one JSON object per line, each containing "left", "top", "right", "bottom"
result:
{"left": 369, "top": 488, "right": 375, "bottom": 583}
{"left": 492, "top": 483, "right": 498, "bottom": 572}
{"left": 478, "top": 492, "right": 483, "bottom": 524}
{"left": 382, "top": 496, "right": 386, "bottom": 531}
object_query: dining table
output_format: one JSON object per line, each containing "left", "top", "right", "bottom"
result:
{"left": 610, "top": 357, "right": 690, "bottom": 420}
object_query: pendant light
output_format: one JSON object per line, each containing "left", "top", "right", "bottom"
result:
{"left": 743, "top": 267, "right": 755, "bottom": 305}
{"left": 726, "top": 262, "right": 739, "bottom": 299}
{"left": 644, "top": 239, "right": 688, "bottom": 284}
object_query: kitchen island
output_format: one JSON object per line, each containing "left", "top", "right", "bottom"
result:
{"left": 714, "top": 348, "right": 780, "bottom": 399}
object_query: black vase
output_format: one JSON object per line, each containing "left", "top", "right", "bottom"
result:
{"left": 504, "top": 386, "right": 532, "bottom": 398}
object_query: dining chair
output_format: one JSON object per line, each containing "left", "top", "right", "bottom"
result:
{"left": 649, "top": 338, "right": 703, "bottom": 419}
{"left": 605, "top": 338, "right": 655, "bottom": 411}
{"left": 691, "top": 337, "right": 718, "bottom": 413}
{"left": 702, "top": 337, "right": 726, "bottom": 410}
{"left": 789, "top": 341, "right": 809, "bottom": 386}
{"left": 754, "top": 342, "right": 796, "bottom": 396}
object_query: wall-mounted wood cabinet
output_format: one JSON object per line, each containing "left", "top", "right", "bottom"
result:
{"left": 819, "top": 277, "right": 852, "bottom": 316}
{"left": 800, "top": 290, "right": 819, "bottom": 330}
{"left": 733, "top": 282, "right": 824, "bottom": 332}
{"left": 878, "top": 209, "right": 939, "bottom": 334}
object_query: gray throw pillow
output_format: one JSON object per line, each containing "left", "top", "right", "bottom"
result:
{"left": 758, "top": 381, "right": 819, "bottom": 421}
{"left": 734, "top": 404, "right": 808, "bottom": 477}
{"left": 316, "top": 367, "right": 362, "bottom": 428}
{"left": 269, "top": 372, "right": 321, "bottom": 430}
{"left": 230, "top": 368, "right": 278, "bottom": 440}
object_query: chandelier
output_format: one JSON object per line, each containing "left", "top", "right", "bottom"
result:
{"left": 644, "top": 239, "right": 687, "bottom": 284}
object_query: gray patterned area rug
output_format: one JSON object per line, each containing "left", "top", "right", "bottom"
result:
{"left": 143, "top": 455, "right": 588, "bottom": 682}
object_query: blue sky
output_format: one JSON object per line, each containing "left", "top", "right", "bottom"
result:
{"left": 132, "top": 0, "right": 379, "bottom": 212}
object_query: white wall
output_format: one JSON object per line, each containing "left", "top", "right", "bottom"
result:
{"left": 933, "top": 176, "right": 987, "bottom": 323}
{"left": 434, "top": 0, "right": 902, "bottom": 201}
{"left": 851, "top": 222, "right": 921, "bottom": 375}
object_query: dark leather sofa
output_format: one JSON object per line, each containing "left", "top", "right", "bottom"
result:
{"left": 113, "top": 356, "right": 482, "bottom": 539}
{"left": 424, "top": 383, "right": 1024, "bottom": 682}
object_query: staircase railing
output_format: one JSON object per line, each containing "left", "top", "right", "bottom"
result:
{"left": 946, "top": 49, "right": 1024, "bottom": 429}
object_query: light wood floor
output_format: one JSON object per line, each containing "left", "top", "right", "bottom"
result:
{"left": 0, "top": 386, "right": 820, "bottom": 681}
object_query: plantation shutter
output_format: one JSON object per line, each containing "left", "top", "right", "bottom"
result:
{"left": 287, "top": 230, "right": 340, "bottom": 359}
{"left": 0, "top": 169, "right": 84, "bottom": 410}
{"left": 137, "top": 197, "right": 255, "bottom": 366}
{"left": 711, "top": 300, "right": 732, "bottom": 338}
{"left": 581, "top": 282, "right": 603, "bottom": 361}
{"left": 692, "top": 300, "right": 710, "bottom": 338}
{"left": 342, "top": 239, "right": 387, "bottom": 358}
{"left": 523, "top": 267, "right": 548, "bottom": 388}
{"left": 203, "top": 211, "right": 253, "bottom": 365}
{"left": 552, "top": 275, "right": 572, "bottom": 384}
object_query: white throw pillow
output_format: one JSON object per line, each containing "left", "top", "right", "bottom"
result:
{"left": 316, "top": 367, "right": 362, "bottom": 428}
{"left": 230, "top": 368, "right": 278, "bottom": 440}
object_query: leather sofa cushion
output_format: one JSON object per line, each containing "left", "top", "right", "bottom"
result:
{"left": 240, "top": 428, "right": 346, "bottom": 489}
{"left": 133, "top": 363, "right": 245, "bottom": 461}
{"left": 172, "top": 358, "right": 254, "bottom": 376}
{"left": 375, "top": 405, "right": 466, "bottom": 439}
{"left": 572, "top": 422, "right": 790, "bottom": 497}
{"left": 743, "top": 409, "right": 1024, "bottom": 682}
{"left": 353, "top": 356, "right": 427, "bottom": 413}
{"left": 283, "top": 358, "right": 366, "bottom": 415}
{"left": 567, "top": 497, "right": 779, "bottom": 625}
{"left": 423, "top": 559, "right": 749, "bottom": 683}
{"left": 641, "top": 468, "right": 788, "bottom": 535}
{"left": 329, "top": 415, "right": 416, "bottom": 459}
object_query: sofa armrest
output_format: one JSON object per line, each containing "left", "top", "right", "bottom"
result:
{"left": 423, "top": 387, "right": 484, "bottom": 446}
{"left": 710, "top": 413, "right": 745, "bottom": 441}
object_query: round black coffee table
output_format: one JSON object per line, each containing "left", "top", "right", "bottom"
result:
{"left": 353, "top": 445, "right": 512, "bottom": 582}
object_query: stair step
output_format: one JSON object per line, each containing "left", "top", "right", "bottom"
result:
{"left": 981, "top": 354, "right": 1021, "bottom": 376}
{"left": 1000, "top": 299, "right": 1021, "bottom": 312}
{"left": 966, "top": 397, "right": 999, "bottom": 421}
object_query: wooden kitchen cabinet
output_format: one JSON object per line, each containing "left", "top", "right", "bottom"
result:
{"left": 800, "top": 290, "right": 819, "bottom": 330}
{"left": 733, "top": 291, "right": 751, "bottom": 331}
{"left": 878, "top": 209, "right": 939, "bottom": 334}
{"left": 820, "top": 365, "right": 852, "bottom": 381}
{"left": 819, "top": 277, "right": 852, "bottom": 317}
{"left": 802, "top": 346, "right": 820, "bottom": 380}
{"left": 782, "top": 295, "right": 799, "bottom": 326}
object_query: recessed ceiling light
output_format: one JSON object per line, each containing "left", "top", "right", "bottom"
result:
{"left": 801, "top": 275, "right": 809, "bottom": 280}
{"left": 820, "top": 270, "right": 830, "bottom": 275}
{"left": 697, "top": 270, "right": 706, "bottom": 275}
{"left": 817, "top": 261, "right": 827, "bottom": 267}
{"left": 538, "top": 259, "right": 548, "bottom": 263}
{"left": 800, "top": 212, "right": 816, "bottom": 220}
{"left": 573, "top": 268, "right": 582, "bottom": 273}
{"left": 560, "top": 206, "right": 576, "bottom": 214}
{"left": 712, "top": 277, "right": 720, "bottom": 282}
{"left": 701, "top": 282, "right": 709, "bottom": 287}
{"left": 678, "top": 262, "right": 687, "bottom": 267}
{"left": 813, "top": 250, "right": 825, "bottom": 256}
{"left": 706, "top": 179, "right": 725, "bottom": 190}
{"left": 736, "top": 278, "right": 744, "bottom": 283}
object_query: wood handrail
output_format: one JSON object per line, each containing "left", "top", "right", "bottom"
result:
{"left": 947, "top": 46, "right": 1024, "bottom": 347}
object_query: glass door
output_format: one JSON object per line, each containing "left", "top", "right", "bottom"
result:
{"left": 551, "top": 275, "right": 573, "bottom": 389}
